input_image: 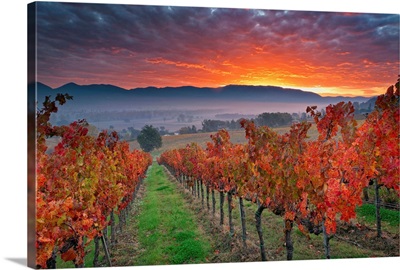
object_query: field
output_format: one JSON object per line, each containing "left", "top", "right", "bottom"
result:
{"left": 128, "top": 122, "right": 324, "bottom": 156}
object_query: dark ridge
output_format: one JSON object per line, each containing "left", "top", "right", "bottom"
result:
{"left": 35, "top": 81, "right": 373, "bottom": 106}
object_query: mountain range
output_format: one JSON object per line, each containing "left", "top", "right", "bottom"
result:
{"left": 34, "top": 82, "right": 372, "bottom": 108}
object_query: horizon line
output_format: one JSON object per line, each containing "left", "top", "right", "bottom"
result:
{"left": 33, "top": 81, "right": 377, "bottom": 98}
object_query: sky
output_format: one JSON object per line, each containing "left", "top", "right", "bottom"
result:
{"left": 35, "top": 2, "right": 399, "bottom": 97}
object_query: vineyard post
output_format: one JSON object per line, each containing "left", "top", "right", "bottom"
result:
{"left": 195, "top": 178, "right": 198, "bottom": 196}
{"left": 212, "top": 189, "right": 216, "bottom": 215}
{"left": 133, "top": 182, "right": 137, "bottom": 200}
{"left": 192, "top": 177, "right": 196, "bottom": 196}
{"left": 206, "top": 185, "right": 210, "bottom": 210}
{"left": 195, "top": 179, "right": 198, "bottom": 198}
{"left": 363, "top": 187, "right": 370, "bottom": 202}
{"left": 126, "top": 201, "right": 131, "bottom": 213}
{"left": 127, "top": 205, "right": 130, "bottom": 221}
{"left": 120, "top": 210, "right": 125, "bottom": 227}
{"left": 101, "top": 235, "right": 112, "bottom": 267}
{"left": 196, "top": 179, "right": 198, "bottom": 196}
{"left": 118, "top": 212, "right": 123, "bottom": 233}
{"left": 322, "top": 222, "right": 332, "bottom": 259}
{"left": 219, "top": 190, "right": 225, "bottom": 225}
{"left": 110, "top": 210, "right": 116, "bottom": 246}
{"left": 374, "top": 179, "right": 382, "bottom": 238}
{"left": 200, "top": 179, "right": 204, "bottom": 208}
{"left": 255, "top": 205, "right": 267, "bottom": 261}
{"left": 103, "top": 227, "right": 110, "bottom": 248}
{"left": 191, "top": 177, "right": 194, "bottom": 195}
{"left": 133, "top": 184, "right": 137, "bottom": 200}
{"left": 137, "top": 179, "right": 141, "bottom": 195}
{"left": 197, "top": 179, "right": 200, "bottom": 199}
{"left": 93, "top": 236, "right": 100, "bottom": 267}
{"left": 239, "top": 197, "right": 247, "bottom": 248}
{"left": 227, "top": 191, "right": 234, "bottom": 236}
{"left": 284, "top": 220, "right": 294, "bottom": 260}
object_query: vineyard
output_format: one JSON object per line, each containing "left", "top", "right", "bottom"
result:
{"left": 34, "top": 80, "right": 399, "bottom": 268}
{"left": 35, "top": 94, "right": 152, "bottom": 268}
{"left": 158, "top": 82, "right": 399, "bottom": 260}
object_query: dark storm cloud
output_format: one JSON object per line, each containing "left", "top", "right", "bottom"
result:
{"left": 247, "top": 11, "right": 399, "bottom": 61}
{"left": 36, "top": 2, "right": 399, "bottom": 93}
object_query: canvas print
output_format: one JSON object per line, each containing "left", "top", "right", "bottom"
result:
{"left": 28, "top": 1, "right": 399, "bottom": 269}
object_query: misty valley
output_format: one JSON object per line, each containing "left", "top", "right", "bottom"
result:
{"left": 36, "top": 82, "right": 376, "bottom": 139}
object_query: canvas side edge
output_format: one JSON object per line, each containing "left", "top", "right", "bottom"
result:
{"left": 27, "top": 2, "right": 37, "bottom": 269}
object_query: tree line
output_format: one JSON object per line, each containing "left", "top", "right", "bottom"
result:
{"left": 179, "top": 112, "right": 293, "bottom": 134}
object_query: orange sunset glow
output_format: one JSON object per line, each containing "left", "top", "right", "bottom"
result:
{"left": 36, "top": 3, "right": 399, "bottom": 96}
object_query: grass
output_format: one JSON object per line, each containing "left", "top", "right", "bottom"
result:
{"left": 133, "top": 163, "right": 211, "bottom": 265}
{"left": 356, "top": 204, "right": 400, "bottom": 231}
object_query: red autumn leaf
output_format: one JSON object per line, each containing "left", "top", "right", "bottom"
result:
{"left": 61, "top": 248, "right": 77, "bottom": 262}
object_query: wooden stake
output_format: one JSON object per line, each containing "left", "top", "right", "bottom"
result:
{"left": 101, "top": 235, "right": 112, "bottom": 267}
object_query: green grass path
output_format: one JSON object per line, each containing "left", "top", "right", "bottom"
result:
{"left": 133, "top": 163, "right": 211, "bottom": 265}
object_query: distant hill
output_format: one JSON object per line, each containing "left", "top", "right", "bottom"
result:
{"left": 34, "top": 82, "right": 371, "bottom": 108}
{"left": 55, "top": 82, "right": 128, "bottom": 97}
